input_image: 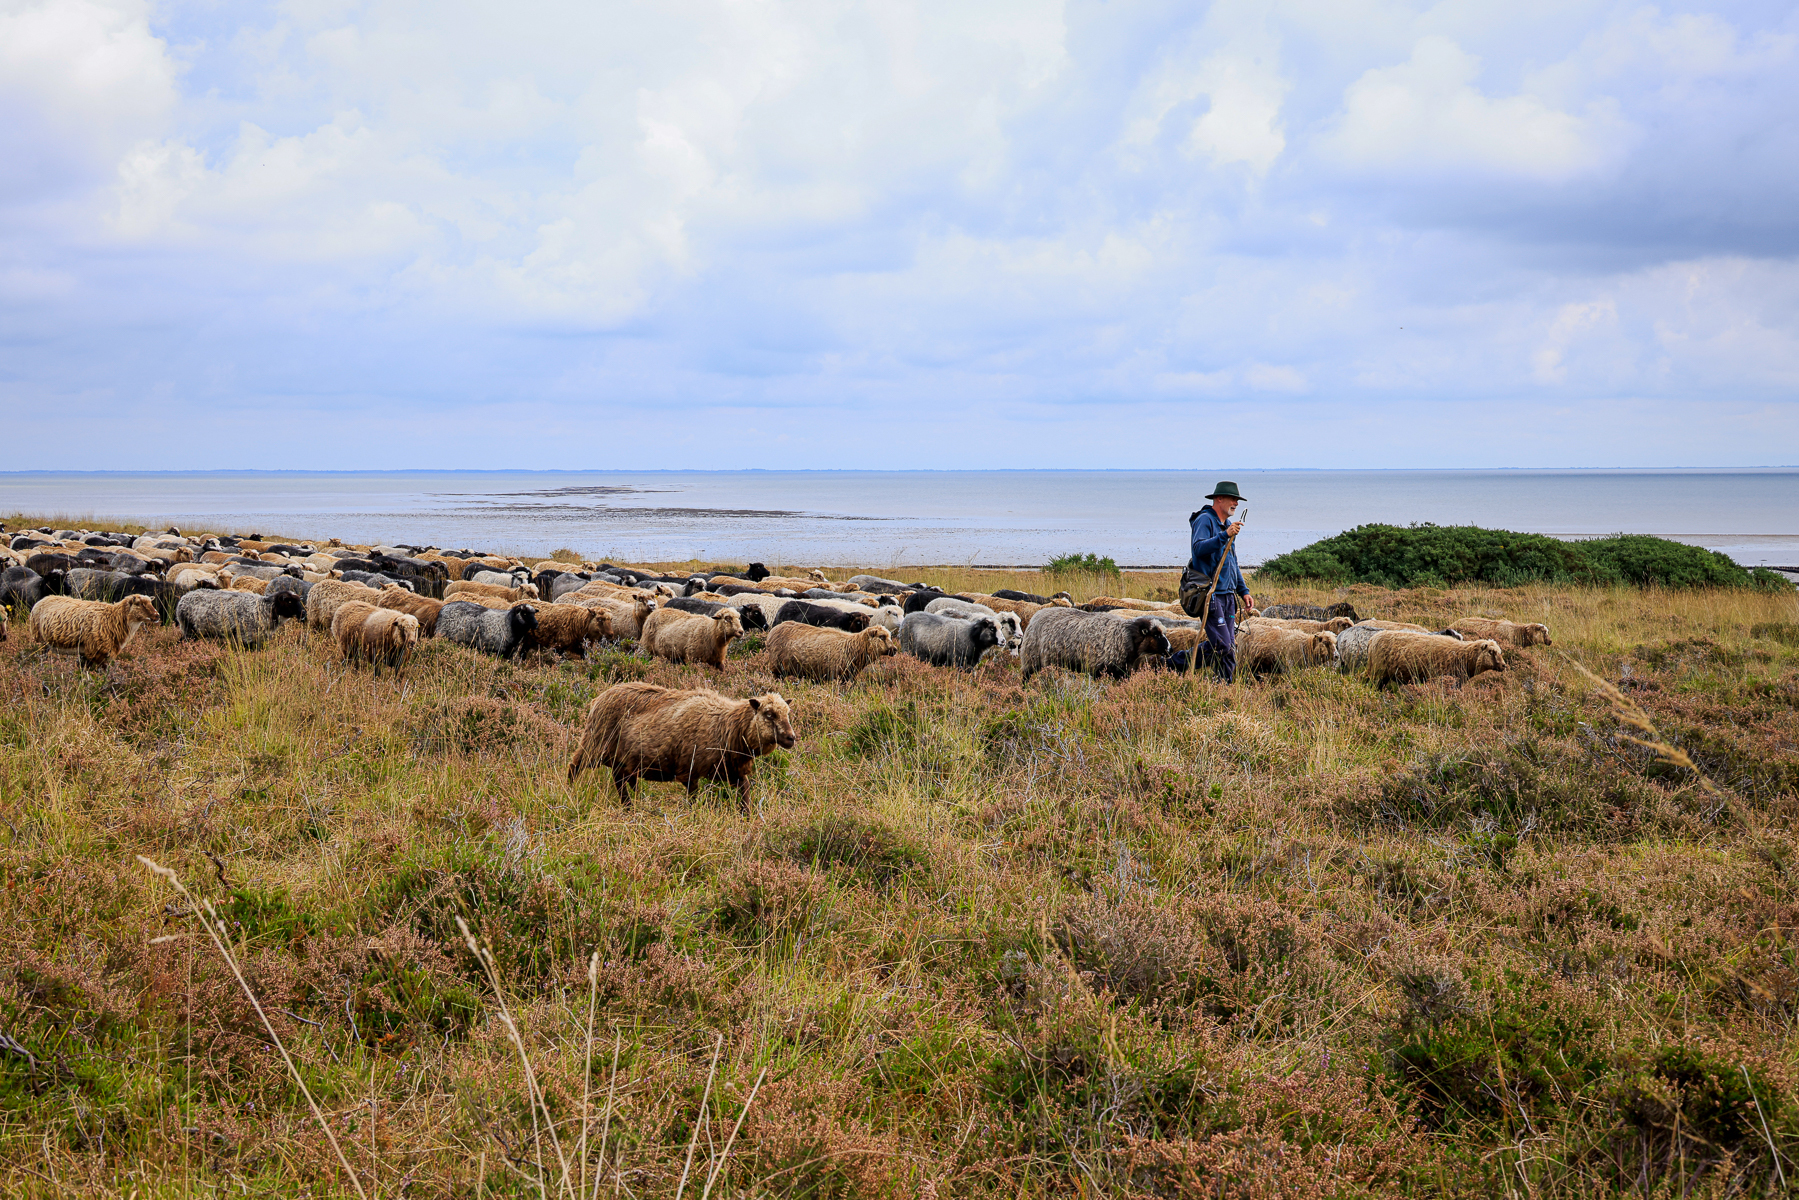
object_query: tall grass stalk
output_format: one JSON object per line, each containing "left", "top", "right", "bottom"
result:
{"left": 136, "top": 856, "right": 370, "bottom": 1200}
{"left": 455, "top": 915, "right": 575, "bottom": 1200}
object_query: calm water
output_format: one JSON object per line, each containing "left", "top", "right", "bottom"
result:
{"left": 2, "top": 470, "right": 1796, "bottom": 568}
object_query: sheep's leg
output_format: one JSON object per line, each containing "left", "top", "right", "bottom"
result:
{"left": 610, "top": 769, "right": 634, "bottom": 810}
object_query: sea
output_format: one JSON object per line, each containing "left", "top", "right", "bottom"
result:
{"left": 2, "top": 469, "right": 1796, "bottom": 571}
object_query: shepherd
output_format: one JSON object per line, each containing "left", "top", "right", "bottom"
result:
{"left": 1176, "top": 481, "right": 1254, "bottom": 681}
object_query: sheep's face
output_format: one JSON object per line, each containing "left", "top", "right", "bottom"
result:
{"left": 1475, "top": 640, "right": 1505, "bottom": 673}
{"left": 1133, "top": 619, "right": 1171, "bottom": 657}
{"left": 973, "top": 618, "right": 1001, "bottom": 651}
{"left": 1312, "top": 631, "right": 1339, "bottom": 664}
{"left": 1524, "top": 624, "right": 1552, "bottom": 646}
{"left": 123, "top": 594, "right": 158, "bottom": 626}
{"left": 866, "top": 626, "right": 898, "bottom": 656}
{"left": 587, "top": 609, "right": 614, "bottom": 639}
{"left": 844, "top": 612, "right": 869, "bottom": 632}
{"left": 748, "top": 694, "right": 798, "bottom": 749}
{"left": 716, "top": 609, "right": 745, "bottom": 638}
{"left": 1324, "top": 617, "right": 1355, "bottom": 633}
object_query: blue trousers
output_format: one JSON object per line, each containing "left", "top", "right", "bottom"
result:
{"left": 1169, "top": 593, "right": 1237, "bottom": 682}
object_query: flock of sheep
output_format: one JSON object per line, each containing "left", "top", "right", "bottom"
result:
{"left": 2, "top": 523, "right": 1551, "bottom": 806}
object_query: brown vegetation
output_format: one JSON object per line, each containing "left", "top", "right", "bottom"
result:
{"left": 0, "top": 549, "right": 1795, "bottom": 1196}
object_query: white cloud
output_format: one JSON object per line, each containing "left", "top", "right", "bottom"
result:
{"left": 1323, "top": 34, "right": 1633, "bottom": 182}
{"left": 0, "top": 1, "right": 1795, "bottom": 468}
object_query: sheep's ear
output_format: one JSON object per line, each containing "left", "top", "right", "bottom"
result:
{"left": 747, "top": 697, "right": 761, "bottom": 711}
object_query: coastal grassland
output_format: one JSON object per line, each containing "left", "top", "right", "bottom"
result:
{"left": 0, "top": 576, "right": 1795, "bottom": 1197}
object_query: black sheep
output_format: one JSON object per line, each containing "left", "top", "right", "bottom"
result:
{"left": 772, "top": 600, "right": 870, "bottom": 632}
{"left": 902, "top": 589, "right": 952, "bottom": 614}
{"left": 667, "top": 595, "right": 769, "bottom": 630}
{"left": 2, "top": 567, "right": 65, "bottom": 612}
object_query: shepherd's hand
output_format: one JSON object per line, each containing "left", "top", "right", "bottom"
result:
{"left": 1227, "top": 522, "right": 1243, "bottom": 538}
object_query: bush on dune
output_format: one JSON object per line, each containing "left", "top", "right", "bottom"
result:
{"left": 1256, "top": 524, "right": 1792, "bottom": 591}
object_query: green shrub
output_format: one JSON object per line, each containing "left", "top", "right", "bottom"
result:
{"left": 1046, "top": 552, "right": 1119, "bottom": 575}
{"left": 1257, "top": 524, "right": 1780, "bottom": 590}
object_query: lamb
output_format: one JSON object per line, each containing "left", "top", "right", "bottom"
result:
{"left": 524, "top": 603, "right": 613, "bottom": 657}
{"left": 1447, "top": 617, "right": 1552, "bottom": 648}
{"left": 1235, "top": 625, "right": 1339, "bottom": 675}
{"left": 1335, "top": 621, "right": 1463, "bottom": 671}
{"left": 330, "top": 601, "right": 421, "bottom": 675}
{"left": 28, "top": 594, "right": 158, "bottom": 667}
{"left": 438, "top": 601, "right": 538, "bottom": 659}
{"left": 1368, "top": 631, "right": 1506, "bottom": 686}
{"left": 376, "top": 585, "right": 447, "bottom": 635}
{"left": 1258, "top": 602, "right": 1361, "bottom": 623}
{"left": 175, "top": 589, "right": 306, "bottom": 647}
{"left": 897, "top": 611, "right": 1004, "bottom": 670}
{"left": 566, "top": 682, "right": 797, "bottom": 808}
{"left": 772, "top": 600, "right": 870, "bottom": 632}
{"left": 767, "top": 622, "right": 898, "bottom": 682}
{"left": 640, "top": 607, "right": 744, "bottom": 669}
{"left": 1019, "top": 608, "right": 1171, "bottom": 681}
{"left": 306, "top": 580, "right": 383, "bottom": 631}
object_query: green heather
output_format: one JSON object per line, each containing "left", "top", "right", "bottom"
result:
{"left": 0, "top": 539, "right": 1795, "bottom": 1196}
{"left": 1256, "top": 525, "right": 1793, "bottom": 592}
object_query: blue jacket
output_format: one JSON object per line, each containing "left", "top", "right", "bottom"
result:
{"left": 1187, "top": 506, "right": 1247, "bottom": 597}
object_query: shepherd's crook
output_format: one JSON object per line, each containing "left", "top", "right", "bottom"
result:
{"left": 1199, "top": 502, "right": 1247, "bottom": 628}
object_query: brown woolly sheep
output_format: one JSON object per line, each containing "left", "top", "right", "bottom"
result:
{"left": 1448, "top": 617, "right": 1552, "bottom": 648}
{"left": 376, "top": 585, "right": 446, "bottom": 635}
{"left": 767, "top": 622, "right": 898, "bottom": 681}
{"left": 1236, "top": 625, "right": 1339, "bottom": 675}
{"left": 444, "top": 579, "right": 537, "bottom": 603}
{"left": 1368, "top": 631, "right": 1505, "bottom": 686}
{"left": 29, "top": 593, "right": 158, "bottom": 668}
{"left": 227, "top": 574, "right": 269, "bottom": 593}
{"left": 559, "top": 593, "right": 655, "bottom": 640}
{"left": 1081, "top": 596, "right": 1176, "bottom": 612}
{"left": 641, "top": 606, "right": 744, "bottom": 669}
{"left": 525, "top": 603, "right": 613, "bottom": 657}
{"left": 958, "top": 592, "right": 1074, "bottom": 628}
{"left": 1240, "top": 615, "right": 1355, "bottom": 636}
{"left": 330, "top": 601, "right": 421, "bottom": 676}
{"left": 567, "top": 682, "right": 797, "bottom": 808}
{"left": 0, "top": 609, "right": 8, "bottom": 642}
{"left": 305, "top": 579, "right": 382, "bottom": 631}
{"left": 449, "top": 555, "right": 518, "bottom": 580}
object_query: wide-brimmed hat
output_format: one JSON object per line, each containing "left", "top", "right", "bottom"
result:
{"left": 1205, "top": 481, "right": 1244, "bottom": 501}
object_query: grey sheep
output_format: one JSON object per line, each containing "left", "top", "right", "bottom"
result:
{"left": 897, "top": 611, "right": 1003, "bottom": 670}
{"left": 1019, "top": 608, "right": 1170, "bottom": 682}
{"left": 175, "top": 589, "right": 306, "bottom": 647}
{"left": 438, "top": 600, "right": 538, "bottom": 659}
{"left": 1258, "top": 602, "right": 1361, "bottom": 622}
{"left": 923, "top": 596, "right": 1023, "bottom": 651}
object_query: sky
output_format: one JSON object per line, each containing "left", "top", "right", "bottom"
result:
{"left": 2, "top": 0, "right": 1797, "bottom": 470}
